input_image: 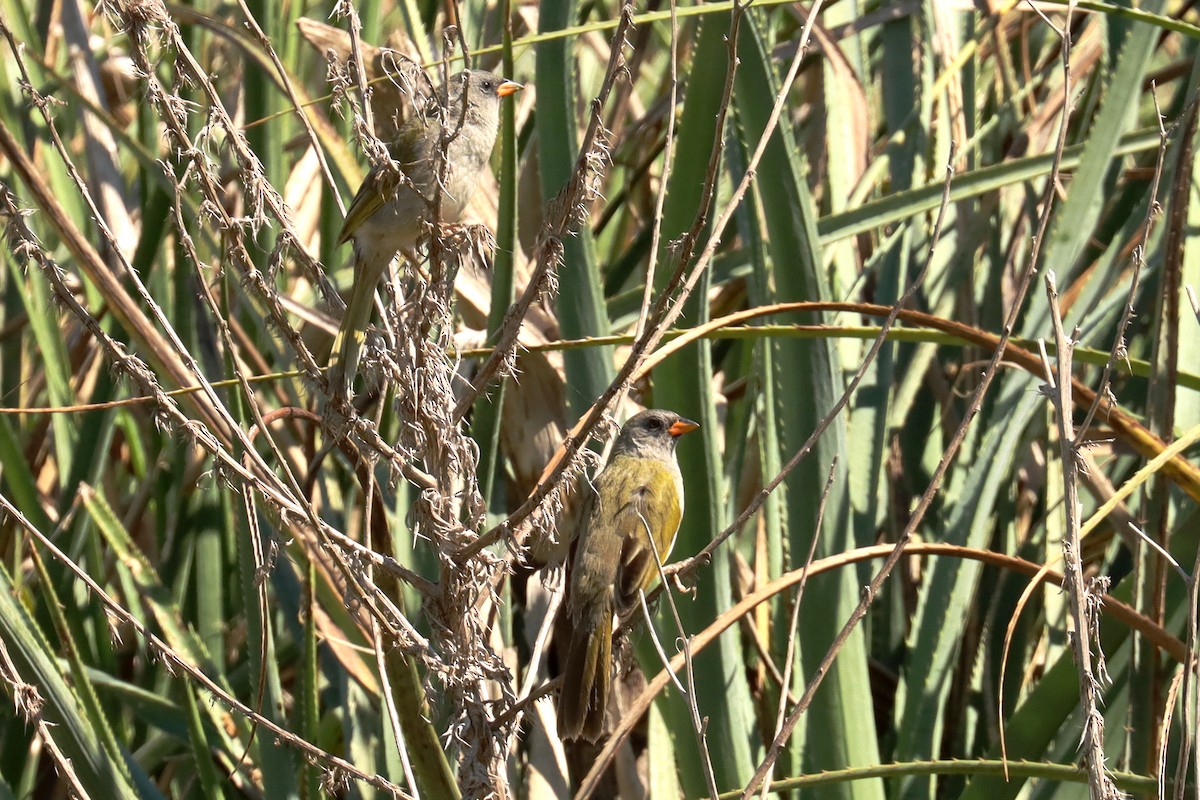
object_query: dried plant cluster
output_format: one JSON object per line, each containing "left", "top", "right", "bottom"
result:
{"left": 1, "top": 0, "right": 1200, "bottom": 798}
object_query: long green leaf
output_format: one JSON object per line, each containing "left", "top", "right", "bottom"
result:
{"left": 734, "top": 12, "right": 882, "bottom": 797}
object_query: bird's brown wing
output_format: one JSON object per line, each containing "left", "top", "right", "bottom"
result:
{"left": 336, "top": 121, "right": 433, "bottom": 245}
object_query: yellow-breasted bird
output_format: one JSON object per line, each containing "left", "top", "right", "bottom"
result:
{"left": 558, "top": 409, "right": 699, "bottom": 742}
{"left": 328, "top": 70, "right": 522, "bottom": 403}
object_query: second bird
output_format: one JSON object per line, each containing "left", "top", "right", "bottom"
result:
{"left": 328, "top": 69, "right": 522, "bottom": 402}
{"left": 558, "top": 409, "right": 699, "bottom": 742}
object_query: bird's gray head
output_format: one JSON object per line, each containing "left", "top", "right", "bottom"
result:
{"left": 441, "top": 70, "right": 523, "bottom": 115}
{"left": 611, "top": 409, "right": 699, "bottom": 460}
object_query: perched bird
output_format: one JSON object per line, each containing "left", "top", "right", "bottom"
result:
{"left": 328, "top": 70, "right": 522, "bottom": 402}
{"left": 558, "top": 409, "right": 699, "bottom": 742}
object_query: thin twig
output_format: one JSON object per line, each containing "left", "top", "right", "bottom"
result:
{"left": 605, "top": 0, "right": 682, "bottom": 426}
{"left": 637, "top": 593, "right": 688, "bottom": 696}
{"left": 638, "top": 510, "right": 721, "bottom": 800}
{"left": 1076, "top": 89, "right": 1171, "bottom": 441}
{"left": 1042, "top": 271, "right": 1121, "bottom": 798}
{"left": 761, "top": 458, "right": 837, "bottom": 800}
{"left": 996, "top": 0, "right": 1080, "bottom": 769}
{"left": 234, "top": 0, "right": 345, "bottom": 215}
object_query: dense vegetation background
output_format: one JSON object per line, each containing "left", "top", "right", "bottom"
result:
{"left": 1, "top": 0, "right": 1198, "bottom": 797}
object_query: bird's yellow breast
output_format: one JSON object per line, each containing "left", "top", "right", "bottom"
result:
{"left": 595, "top": 454, "right": 684, "bottom": 612}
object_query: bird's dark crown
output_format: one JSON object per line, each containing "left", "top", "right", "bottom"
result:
{"left": 612, "top": 409, "right": 697, "bottom": 457}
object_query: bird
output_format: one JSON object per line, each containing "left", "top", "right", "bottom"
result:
{"left": 558, "top": 409, "right": 699, "bottom": 742}
{"left": 327, "top": 69, "right": 522, "bottom": 403}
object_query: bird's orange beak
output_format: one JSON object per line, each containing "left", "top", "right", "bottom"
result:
{"left": 669, "top": 418, "right": 699, "bottom": 437}
{"left": 497, "top": 80, "right": 523, "bottom": 97}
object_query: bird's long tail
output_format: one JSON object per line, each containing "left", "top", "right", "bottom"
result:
{"left": 558, "top": 597, "right": 613, "bottom": 742}
{"left": 326, "top": 254, "right": 388, "bottom": 403}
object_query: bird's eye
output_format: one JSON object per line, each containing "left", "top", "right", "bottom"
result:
{"left": 647, "top": 417, "right": 663, "bottom": 430}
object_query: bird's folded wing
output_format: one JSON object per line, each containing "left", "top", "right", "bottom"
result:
{"left": 337, "top": 168, "right": 390, "bottom": 244}
{"left": 336, "top": 123, "right": 434, "bottom": 244}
